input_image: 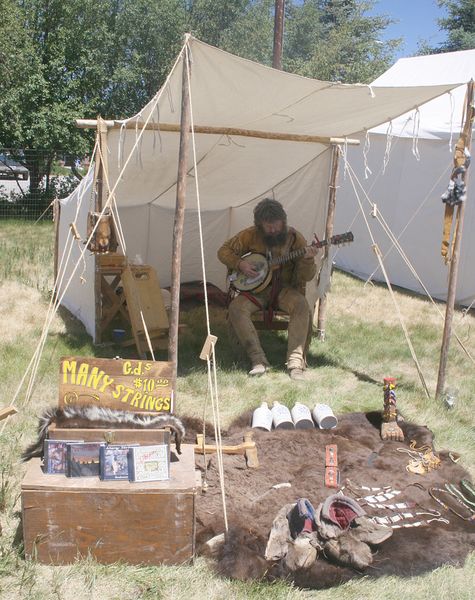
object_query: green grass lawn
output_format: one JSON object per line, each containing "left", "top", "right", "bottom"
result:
{"left": 0, "top": 220, "right": 474, "bottom": 599}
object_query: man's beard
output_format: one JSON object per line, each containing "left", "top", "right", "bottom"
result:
{"left": 259, "top": 224, "right": 288, "bottom": 248}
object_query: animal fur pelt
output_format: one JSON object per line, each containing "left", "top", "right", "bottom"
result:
{"left": 21, "top": 405, "right": 185, "bottom": 461}
{"left": 193, "top": 411, "right": 475, "bottom": 589}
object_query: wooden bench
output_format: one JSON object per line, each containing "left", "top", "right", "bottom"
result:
{"left": 251, "top": 309, "right": 289, "bottom": 330}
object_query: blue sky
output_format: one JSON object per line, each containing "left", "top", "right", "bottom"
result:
{"left": 368, "top": 0, "right": 448, "bottom": 58}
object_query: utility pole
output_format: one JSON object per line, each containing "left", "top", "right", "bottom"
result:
{"left": 273, "top": 0, "right": 285, "bottom": 70}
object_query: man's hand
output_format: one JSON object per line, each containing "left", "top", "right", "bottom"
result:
{"left": 304, "top": 245, "right": 320, "bottom": 259}
{"left": 238, "top": 259, "right": 259, "bottom": 277}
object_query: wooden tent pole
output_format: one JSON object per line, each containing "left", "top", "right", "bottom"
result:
{"left": 436, "top": 80, "right": 474, "bottom": 399}
{"left": 94, "top": 117, "right": 108, "bottom": 344}
{"left": 316, "top": 144, "right": 341, "bottom": 341}
{"left": 273, "top": 0, "right": 285, "bottom": 70}
{"left": 168, "top": 46, "right": 191, "bottom": 390}
{"left": 53, "top": 199, "right": 60, "bottom": 288}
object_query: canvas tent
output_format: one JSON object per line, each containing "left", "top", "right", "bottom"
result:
{"left": 333, "top": 49, "right": 475, "bottom": 307}
{"left": 57, "top": 37, "right": 466, "bottom": 341}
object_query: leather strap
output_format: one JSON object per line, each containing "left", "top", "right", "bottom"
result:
{"left": 441, "top": 135, "right": 465, "bottom": 263}
{"left": 441, "top": 204, "right": 454, "bottom": 264}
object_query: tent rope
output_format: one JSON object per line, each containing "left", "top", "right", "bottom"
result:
{"left": 8, "top": 36, "right": 190, "bottom": 426}
{"left": 341, "top": 147, "right": 431, "bottom": 398}
{"left": 344, "top": 158, "right": 474, "bottom": 366}
{"left": 3, "top": 144, "right": 101, "bottom": 431}
{"left": 185, "top": 42, "right": 228, "bottom": 531}
{"left": 364, "top": 163, "right": 451, "bottom": 282}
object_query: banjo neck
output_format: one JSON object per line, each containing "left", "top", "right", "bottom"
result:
{"left": 269, "top": 232, "right": 353, "bottom": 266}
{"left": 270, "top": 242, "right": 322, "bottom": 267}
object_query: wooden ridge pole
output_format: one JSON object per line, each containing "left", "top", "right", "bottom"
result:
{"left": 316, "top": 145, "right": 341, "bottom": 341}
{"left": 273, "top": 0, "right": 285, "bottom": 70}
{"left": 436, "top": 80, "right": 474, "bottom": 400}
{"left": 168, "top": 45, "right": 191, "bottom": 391}
{"left": 75, "top": 120, "right": 360, "bottom": 146}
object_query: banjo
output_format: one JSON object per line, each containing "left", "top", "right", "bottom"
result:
{"left": 228, "top": 231, "right": 354, "bottom": 293}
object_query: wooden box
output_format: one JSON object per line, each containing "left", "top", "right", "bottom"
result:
{"left": 47, "top": 423, "right": 171, "bottom": 446}
{"left": 22, "top": 445, "right": 200, "bottom": 566}
{"left": 98, "top": 253, "right": 127, "bottom": 270}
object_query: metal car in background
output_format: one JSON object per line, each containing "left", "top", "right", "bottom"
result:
{"left": 0, "top": 153, "right": 29, "bottom": 180}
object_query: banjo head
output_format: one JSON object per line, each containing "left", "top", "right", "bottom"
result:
{"left": 232, "top": 253, "right": 270, "bottom": 292}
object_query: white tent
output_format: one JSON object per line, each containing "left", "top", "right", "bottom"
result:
{"left": 334, "top": 49, "right": 475, "bottom": 307}
{"left": 57, "top": 37, "right": 465, "bottom": 340}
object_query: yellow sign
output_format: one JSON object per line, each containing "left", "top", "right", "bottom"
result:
{"left": 59, "top": 357, "right": 173, "bottom": 413}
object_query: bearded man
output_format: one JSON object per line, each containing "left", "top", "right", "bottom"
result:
{"left": 217, "top": 198, "right": 319, "bottom": 380}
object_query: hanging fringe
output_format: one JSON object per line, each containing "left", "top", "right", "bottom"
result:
{"left": 383, "top": 120, "right": 393, "bottom": 174}
{"left": 118, "top": 122, "right": 126, "bottom": 172}
{"left": 411, "top": 108, "right": 421, "bottom": 161}
{"left": 342, "top": 137, "right": 349, "bottom": 180}
{"left": 153, "top": 104, "right": 163, "bottom": 152}
{"left": 167, "top": 83, "right": 175, "bottom": 114}
{"left": 363, "top": 130, "right": 372, "bottom": 179}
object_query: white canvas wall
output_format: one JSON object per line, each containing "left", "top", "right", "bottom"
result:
{"left": 334, "top": 49, "right": 475, "bottom": 307}
{"left": 334, "top": 134, "right": 475, "bottom": 306}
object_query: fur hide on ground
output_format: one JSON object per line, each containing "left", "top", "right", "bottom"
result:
{"left": 188, "top": 411, "right": 475, "bottom": 589}
{"left": 21, "top": 405, "right": 185, "bottom": 461}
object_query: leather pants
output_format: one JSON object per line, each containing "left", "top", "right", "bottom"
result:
{"left": 227, "top": 287, "right": 312, "bottom": 369}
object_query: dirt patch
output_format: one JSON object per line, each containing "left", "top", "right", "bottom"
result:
{"left": 183, "top": 411, "right": 475, "bottom": 590}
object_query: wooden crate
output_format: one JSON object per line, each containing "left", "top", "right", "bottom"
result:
{"left": 22, "top": 445, "right": 200, "bottom": 565}
{"left": 98, "top": 253, "right": 127, "bottom": 271}
{"left": 48, "top": 423, "right": 170, "bottom": 446}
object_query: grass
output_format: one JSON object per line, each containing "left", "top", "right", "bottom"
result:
{"left": 0, "top": 219, "right": 474, "bottom": 599}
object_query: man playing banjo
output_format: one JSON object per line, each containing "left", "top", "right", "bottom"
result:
{"left": 217, "top": 198, "right": 320, "bottom": 380}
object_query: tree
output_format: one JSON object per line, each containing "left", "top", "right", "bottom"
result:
{"left": 0, "top": 0, "right": 188, "bottom": 212}
{"left": 285, "top": 0, "right": 401, "bottom": 83}
{"left": 437, "top": 0, "right": 475, "bottom": 51}
{"left": 1, "top": 0, "right": 401, "bottom": 217}
{"left": 418, "top": 0, "right": 475, "bottom": 54}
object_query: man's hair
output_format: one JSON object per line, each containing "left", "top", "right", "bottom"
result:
{"left": 253, "top": 198, "right": 287, "bottom": 226}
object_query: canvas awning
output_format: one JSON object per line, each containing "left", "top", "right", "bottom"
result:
{"left": 59, "top": 36, "right": 466, "bottom": 339}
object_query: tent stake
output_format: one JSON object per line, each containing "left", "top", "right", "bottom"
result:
{"left": 436, "top": 80, "right": 474, "bottom": 400}
{"left": 316, "top": 144, "right": 341, "bottom": 341}
{"left": 169, "top": 46, "right": 191, "bottom": 391}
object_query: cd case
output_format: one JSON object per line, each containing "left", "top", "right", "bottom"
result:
{"left": 43, "top": 439, "right": 83, "bottom": 474}
{"left": 67, "top": 442, "right": 105, "bottom": 477}
{"left": 128, "top": 444, "right": 170, "bottom": 482}
{"left": 99, "top": 444, "right": 137, "bottom": 480}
